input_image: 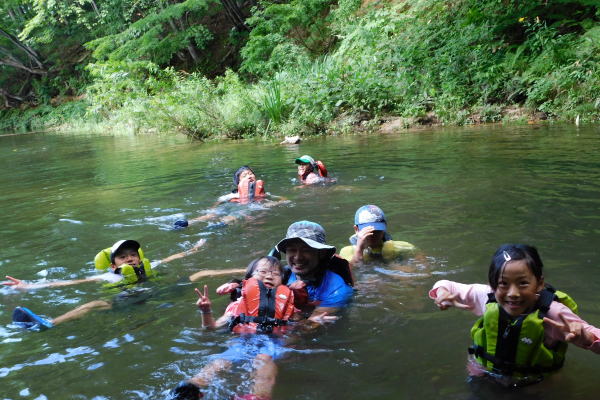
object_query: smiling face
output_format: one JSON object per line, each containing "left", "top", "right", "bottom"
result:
{"left": 494, "top": 259, "right": 544, "bottom": 317}
{"left": 252, "top": 259, "right": 283, "bottom": 288}
{"left": 111, "top": 248, "right": 141, "bottom": 270}
{"left": 284, "top": 239, "right": 320, "bottom": 279}
{"left": 297, "top": 163, "right": 311, "bottom": 176}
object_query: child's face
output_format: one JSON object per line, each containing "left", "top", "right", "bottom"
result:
{"left": 297, "top": 163, "right": 310, "bottom": 176}
{"left": 239, "top": 169, "right": 256, "bottom": 182}
{"left": 493, "top": 259, "right": 544, "bottom": 317}
{"left": 112, "top": 248, "right": 141, "bottom": 270}
{"left": 252, "top": 260, "right": 283, "bottom": 288}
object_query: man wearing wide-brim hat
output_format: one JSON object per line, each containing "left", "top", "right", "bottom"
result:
{"left": 276, "top": 221, "right": 354, "bottom": 320}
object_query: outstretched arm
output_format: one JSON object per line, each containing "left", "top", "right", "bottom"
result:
{"left": 2, "top": 275, "right": 101, "bottom": 290}
{"left": 429, "top": 280, "right": 489, "bottom": 315}
{"left": 189, "top": 267, "right": 245, "bottom": 282}
{"left": 158, "top": 239, "right": 207, "bottom": 264}
{"left": 543, "top": 304, "right": 600, "bottom": 354}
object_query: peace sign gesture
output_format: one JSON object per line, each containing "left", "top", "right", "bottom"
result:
{"left": 543, "top": 314, "right": 595, "bottom": 348}
{"left": 195, "top": 285, "right": 212, "bottom": 314}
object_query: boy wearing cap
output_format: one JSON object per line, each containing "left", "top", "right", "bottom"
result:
{"left": 276, "top": 221, "right": 353, "bottom": 318}
{"left": 339, "top": 205, "right": 418, "bottom": 268}
{"left": 4, "top": 239, "right": 206, "bottom": 329}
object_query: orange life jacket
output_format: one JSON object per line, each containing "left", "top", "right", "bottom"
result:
{"left": 315, "top": 160, "right": 328, "bottom": 177}
{"left": 299, "top": 161, "right": 328, "bottom": 183}
{"left": 231, "top": 179, "right": 266, "bottom": 204}
{"left": 229, "top": 277, "right": 295, "bottom": 334}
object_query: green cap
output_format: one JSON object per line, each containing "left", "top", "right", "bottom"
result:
{"left": 295, "top": 155, "right": 315, "bottom": 165}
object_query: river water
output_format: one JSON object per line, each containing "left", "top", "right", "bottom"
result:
{"left": 1, "top": 125, "right": 599, "bottom": 399}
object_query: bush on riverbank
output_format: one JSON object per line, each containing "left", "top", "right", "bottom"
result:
{"left": 2, "top": 0, "right": 599, "bottom": 138}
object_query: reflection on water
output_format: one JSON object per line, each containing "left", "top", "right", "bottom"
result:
{"left": 1, "top": 125, "right": 600, "bottom": 399}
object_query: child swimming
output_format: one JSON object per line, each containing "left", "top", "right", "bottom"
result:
{"left": 175, "top": 166, "right": 287, "bottom": 228}
{"left": 172, "top": 256, "right": 298, "bottom": 400}
{"left": 429, "top": 244, "right": 600, "bottom": 387}
{"left": 4, "top": 239, "right": 206, "bottom": 329}
{"left": 294, "top": 155, "right": 334, "bottom": 185}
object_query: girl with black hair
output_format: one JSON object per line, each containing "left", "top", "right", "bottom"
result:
{"left": 429, "top": 244, "right": 600, "bottom": 387}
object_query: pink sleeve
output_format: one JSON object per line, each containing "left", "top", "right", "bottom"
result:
{"left": 429, "top": 280, "right": 491, "bottom": 316}
{"left": 543, "top": 302, "right": 600, "bottom": 354}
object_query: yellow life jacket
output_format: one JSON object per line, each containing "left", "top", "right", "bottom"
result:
{"left": 93, "top": 247, "right": 154, "bottom": 286}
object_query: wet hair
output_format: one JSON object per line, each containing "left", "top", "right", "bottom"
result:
{"left": 244, "top": 256, "right": 284, "bottom": 279}
{"left": 232, "top": 166, "right": 254, "bottom": 192}
{"left": 488, "top": 244, "right": 544, "bottom": 290}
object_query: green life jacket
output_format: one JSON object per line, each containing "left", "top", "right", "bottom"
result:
{"left": 93, "top": 247, "right": 154, "bottom": 287}
{"left": 469, "top": 286, "right": 578, "bottom": 378}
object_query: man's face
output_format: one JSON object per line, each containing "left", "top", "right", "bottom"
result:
{"left": 285, "top": 239, "right": 320, "bottom": 278}
{"left": 112, "top": 248, "right": 141, "bottom": 270}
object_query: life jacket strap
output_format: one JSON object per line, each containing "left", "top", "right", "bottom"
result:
{"left": 229, "top": 313, "right": 288, "bottom": 333}
{"left": 469, "top": 345, "right": 564, "bottom": 375}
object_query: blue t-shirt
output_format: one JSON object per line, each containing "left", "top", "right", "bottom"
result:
{"left": 287, "top": 269, "right": 353, "bottom": 308}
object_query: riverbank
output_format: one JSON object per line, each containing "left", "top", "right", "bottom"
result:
{"left": 1, "top": 1, "right": 598, "bottom": 139}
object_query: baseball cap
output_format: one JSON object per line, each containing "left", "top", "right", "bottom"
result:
{"left": 276, "top": 221, "right": 336, "bottom": 257}
{"left": 110, "top": 240, "right": 141, "bottom": 263}
{"left": 294, "top": 155, "right": 315, "bottom": 165}
{"left": 354, "top": 205, "right": 387, "bottom": 232}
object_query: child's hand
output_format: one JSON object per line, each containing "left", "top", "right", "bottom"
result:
{"left": 195, "top": 285, "right": 212, "bottom": 313}
{"left": 2, "top": 276, "right": 30, "bottom": 290}
{"left": 434, "top": 288, "right": 472, "bottom": 311}
{"left": 355, "top": 226, "right": 376, "bottom": 251}
{"left": 288, "top": 280, "right": 306, "bottom": 290}
{"left": 543, "top": 314, "right": 596, "bottom": 348}
{"left": 308, "top": 311, "right": 339, "bottom": 324}
{"left": 215, "top": 282, "right": 239, "bottom": 295}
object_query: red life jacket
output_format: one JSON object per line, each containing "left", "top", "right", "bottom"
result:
{"left": 229, "top": 277, "right": 295, "bottom": 334}
{"left": 231, "top": 179, "right": 266, "bottom": 204}
{"left": 315, "top": 160, "right": 328, "bottom": 177}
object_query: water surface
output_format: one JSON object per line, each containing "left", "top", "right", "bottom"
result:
{"left": 1, "top": 125, "right": 599, "bottom": 399}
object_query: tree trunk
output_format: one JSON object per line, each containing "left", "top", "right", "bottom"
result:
{"left": 0, "top": 27, "right": 45, "bottom": 72}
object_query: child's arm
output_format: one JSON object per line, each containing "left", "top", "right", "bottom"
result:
{"left": 543, "top": 302, "right": 600, "bottom": 354}
{"left": 155, "top": 239, "right": 206, "bottom": 265}
{"left": 2, "top": 275, "right": 102, "bottom": 290}
{"left": 195, "top": 285, "right": 217, "bottom": 329}
{"left": 189, "top": 267, "right": 246, "bottom": 282}
{"left": 195, "top": 285, "right": 232, "bottom": 330}
{"left": 429, "top": 280, "right": 490, "bottom": 315}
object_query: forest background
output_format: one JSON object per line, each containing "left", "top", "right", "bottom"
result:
{"left": 1, "top": 0, "right": 599, "bottom": 139}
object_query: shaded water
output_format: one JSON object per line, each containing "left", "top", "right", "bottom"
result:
{"left": 1, "top": 125, "right": 599, "bottom": 399}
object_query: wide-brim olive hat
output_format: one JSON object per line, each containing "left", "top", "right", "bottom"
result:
{"left": 276, "top": 221, "right": 336, "bottom": 258}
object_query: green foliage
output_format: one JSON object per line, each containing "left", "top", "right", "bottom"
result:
{"left": 241, "top": 0, "right": 339, "bottom": 77}
{"left": 85, "top": 0, "right": 214, "bottom": 66}
{"left": 3, "top": 0, "right": 600, "bottom": 136}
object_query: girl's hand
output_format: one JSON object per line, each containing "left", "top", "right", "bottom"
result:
{"left": 2, "top": 276, "right": 30, "bottom": 290}
{"left": 544, "top": 314, "right": 596, "bottom": 348}
{"left": 195, "top": 285, "right": 212, "bottom": 313}
{"left": 216, "top": 282, "right": 239, "bottom": 295}
{"left": 434, "top": 288, "right": 472, "bottom": 311}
